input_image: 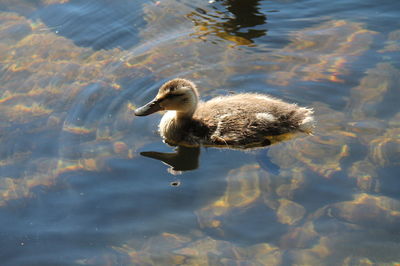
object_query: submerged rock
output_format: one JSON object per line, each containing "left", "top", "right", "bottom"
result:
{"left": 348, "top": 160, "right": 379, "bottom": 193}
{"left": 196, "top": 164, "right": 262, "bottom": 231}
{"left": 348, "top": 63, "right": 400, "bottom": 120}
{"left": 268, "top": 103, "right": 352, "bottom": 179}
{"left": 0, "top": 12, "right": 146, "bottom": 206}
{"left": 368, "top": 128, "right": 400, "bottom": 168}
{"left": 276, "top": 199, "right": 306, "bottom": 226}
{"left": 315, "top": 193, "right": 400, "bottom": 231}
{"left": 113, "top": 232, "right": 285, "bottom": 266}
{"left": 379, "top": 29, "right": 400, "bottom": 53}
{"left": 196, "top": 164, "right": 288, "bottom": 243}
{"left": 267, "top": 20, "right": 377, "bottom": 86}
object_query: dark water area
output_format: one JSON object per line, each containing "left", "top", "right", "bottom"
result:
{"left": 1, "top": 0, "right": 400, "bottom": 265}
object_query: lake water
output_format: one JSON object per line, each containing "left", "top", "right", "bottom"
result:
{"left": 1, "top": 0, "right": 400, "bottom": 265}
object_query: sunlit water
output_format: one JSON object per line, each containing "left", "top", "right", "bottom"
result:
{"left": 1, "top": 0, "right": 400, "bottom": 265}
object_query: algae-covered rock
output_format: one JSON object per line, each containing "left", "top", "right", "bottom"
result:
{"left": 275, "top": 169, "right": 308, "bottom": 200}
{"left": 0, "top": 158, "right": 58, "bottom": 206}
{"left": 0, "top": 12, "right": 143, "bottom": 205}
{"left": 348, "top": 63, "right": 400, "bottom": 120}
{"left": 379, "top": 29, "right": 400, "bottom": 53}
{"left": 368, "top": 128, "right": 400, "bottom": 168}
{"left": 0, "top": 0, "right": 69, "bottom": 16}
{"left": 348, "top": 160, "right": 379, "bottom": 192}
{"left": 347, "top": 120, "right": 387, "bottom": 145}
{"left": 238, "top": 243, "right": 283, "bottom": 266}
{"left": 280, "top": 221, "right": 319, "bottom": 249}
{"left": 269, "top": 133, "right": 350, "bottom": 179}
{"left": 268, "top": 103, "right": 352, "bottom": 179}
{"left": 113, "top": 232, "right": 282, "bottom": 266}
{"left": 342, "top": 256, "right": 376, "bottom": 266}
{"left": 196, "top": 164, "right": 262, "bottom": 230}
{"left": 285, "top": 249, "right": 325, "bottom": 266}
{"left": 196, "top": 164, "right": 289, "bottom": 243}
{"left": 112, "top": 232, "right": 192, "bottom": 265}
{"left": 267, "top": 20, "right": 377, "bottom": 86}
{"left": 276, "top": 199, "right": 306, "bottom": 225}
{"left": 317, "top": 193, "right": 400, "bottom": 230}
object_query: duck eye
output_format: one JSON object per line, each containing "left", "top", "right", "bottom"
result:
{"left": 168, "top": 86, "right": 178, "bottom": 92}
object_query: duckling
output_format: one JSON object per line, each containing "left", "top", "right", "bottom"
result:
{"left": 134, "top": 78, "right": 314, "bottom": 148}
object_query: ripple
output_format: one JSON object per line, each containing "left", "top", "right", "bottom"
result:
{"left": 36, "top": 0, "right": 147, "bottom": 50}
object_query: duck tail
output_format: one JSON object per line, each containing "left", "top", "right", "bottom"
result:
{"left": 298, "top": 108, "right": 315, "bottom": 134}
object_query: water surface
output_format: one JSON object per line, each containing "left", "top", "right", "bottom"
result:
{"left": 1, "top": 0, "right": 400, "bottom": 265}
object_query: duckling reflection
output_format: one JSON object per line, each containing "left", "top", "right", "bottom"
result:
{"left": 140, "top": 146, "right": 200, "bottom": 174}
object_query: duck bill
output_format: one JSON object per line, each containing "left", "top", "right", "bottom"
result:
{"left": 134, "top": 99, "right": 163, "bottom": 116}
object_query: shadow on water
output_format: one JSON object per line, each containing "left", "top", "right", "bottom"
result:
{"left": 36, "top": 0, "right": 147, "bottom": 50}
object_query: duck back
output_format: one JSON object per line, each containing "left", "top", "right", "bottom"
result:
{"left": 191, "top": 93, "right": 313, "bottom": 146}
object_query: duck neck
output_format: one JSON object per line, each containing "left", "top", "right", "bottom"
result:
{"left": 176, "top": 109, "right": 195, "bottom": 120}
{"left": 175, "top": 97, "right": 198, "bottom": 120}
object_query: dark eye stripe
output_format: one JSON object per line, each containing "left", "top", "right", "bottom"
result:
{"left": 164, "top": 93, "right": 185, "bottom": 99}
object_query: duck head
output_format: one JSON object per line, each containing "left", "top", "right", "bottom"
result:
{"left": 134, "top": 78, "right": 199, "bottom": 117}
